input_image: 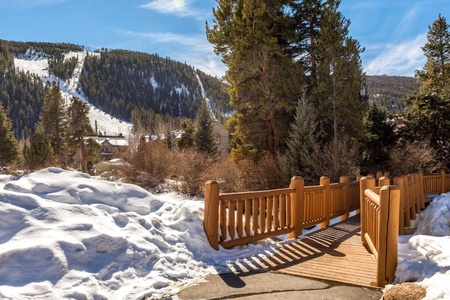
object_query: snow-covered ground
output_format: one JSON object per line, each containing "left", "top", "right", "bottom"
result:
{"left": 0, "top": 169, "right": 279, "bottom": 299}
{"left": 14, "top": 51, "right": 132, "bottom": 137}
{"left": 0, "top": 169, "right": 449, "bottom": 299}
{"left": 392, "top": 193, "right": 450, "bottom": 300}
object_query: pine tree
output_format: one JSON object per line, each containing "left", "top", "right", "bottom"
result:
{"left": 41, "top": 85, "right": 68, "bottom": 167}
{"left": 360, "top": 104, "right": 397, "bottom": 174}
{"left": 67, "top": 97, "right": 94, "bottom": 172}
{"left": 177, "top": 119, "right": 195, "bottom": 150}
{"left": 25, "top": 131, "right": 54, "bottom": 170}
{"left": 194, "top": 100, "right": 218, "bottom": 158}
{"left": 404, "top": 14, "right": 450, "bottom": 170}
{"left": 0, "top": 102, "right": 19, "bottom": 166}
{"left": 284, "top": 95, "right": 318, "bottom": 184}
{"left": 312, "top": 0, "right": 366, "bottom": 145}
{"left": 207, "top": 0, "right": 305, "bottom": 158}
{"left": 415, "top": 14, "right": 450, "bottom": 95}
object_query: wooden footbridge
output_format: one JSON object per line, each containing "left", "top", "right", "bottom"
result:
{"left": 204, "top": 171, "right": 450, "bottom": 288}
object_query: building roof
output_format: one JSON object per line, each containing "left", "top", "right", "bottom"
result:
{"left": 85, "top": 136, "right": 129, "bottom": 147}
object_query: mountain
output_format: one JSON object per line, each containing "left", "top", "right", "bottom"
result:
{"left": 0, "top": 40, "right": 231, "bottom": 140}
{"left": 366, "top": 75, "right": 420, "bottom": 113}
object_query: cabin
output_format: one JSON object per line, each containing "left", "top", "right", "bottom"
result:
{"left": 85, "top": 135, "right": 129, "bottom": 160}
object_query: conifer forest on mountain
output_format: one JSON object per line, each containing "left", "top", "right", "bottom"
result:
{"left": 0, "top": 1, "right": 449, "bottom": 196}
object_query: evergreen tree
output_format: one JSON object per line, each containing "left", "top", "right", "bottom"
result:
{"left": 360, "top": 104, "right": 397, "bottom": 174}
{"left": 292, "top": 0, "right": 324, "bottom": 89}
{"left": 312, "top": 0, "right": 366, "bottom": 145}
{"left": 404, "top": 14, "right": 450, "bottom": 170}
{"left": 41, "top": 85, "right": 68, "bottom": 167}
{"left": 284, "top": 95, "right": 318, "bottom": 184}
{"left": 67, "top": 97, "right": 94, "bottom": 172}
{"left": 403, "top": 93, "right": 450, "bottom": 169}
{"left": 177, "top": 119, "right": 195, "bottom": 150}
{"left": 194, "top": 100, "right": 218, "bottom": 158}
{"left": 207, "top": 0, "right": 305, "bottom": 158}
{"left": 415, "top": 14, "right": 450, "bottom": 95}
{"left": 0, "top": 102, "right": 19, "bottom": 166}
{"left": 25, "top": 131, "right": 54, "bottom": 170}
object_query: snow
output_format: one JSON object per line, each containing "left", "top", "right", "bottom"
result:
{"left": 0, "top": 168, "right": 280, "bottom": 299}
{"left": 389, "top": 192, "right": 450, "bottom": 300}
{"left": 14, "top": 50, "right": 132, "bottom": 137}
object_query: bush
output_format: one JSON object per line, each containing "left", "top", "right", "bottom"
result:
{"left": 125, "top": 142, "right": 174, "bottom": 189}
{"left": 203, "top": 154, "right": 285, "bottom": 192}
{"left": 305, "top": 137, "right": 360, "bottom": 183}
{"left": 170, "top": 150, "right": 211, "bottom": 196}
{"left": 389, "top": 141, "right": 442, "bottom": 177}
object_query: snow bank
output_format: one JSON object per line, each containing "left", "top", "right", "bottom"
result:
{"left": 0, "top": 168, "right": 277, "bottom": 299}
{"left": 393, "top": 193, "right": 450, "bottom": 300}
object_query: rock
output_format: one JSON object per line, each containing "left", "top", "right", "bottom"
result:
{"left": 384, "top": 282, "right": 426, "bottom": 300}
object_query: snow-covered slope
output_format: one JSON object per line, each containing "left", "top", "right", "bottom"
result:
{"left": 14, "top": 51, "right": 132, "bottom": 137}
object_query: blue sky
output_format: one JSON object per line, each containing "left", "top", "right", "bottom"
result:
{"left": 0, "top": 0, "right": 449, "bottom": 77}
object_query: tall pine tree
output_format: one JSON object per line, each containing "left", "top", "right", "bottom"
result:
{"left": 312, "top": 0, "right": 366, "bottom": 145}
{"left": 0, "top": 102, "right": 19, "bottom": 166}
{"left": 405, "top": 14, "right": 450, "bottom": 170}
{"left": 207, "top": 0, "right": 305, "bottom": 158}
{"left": 194, "top": 100, "right": 218, "bottom": 158}
{"left": 40, "top": 85, "right": 68, "bottom": 167}
{"left": 415, "top": 13, "right": 450, "bottom": 95}
{"left": 67, "top": 97, "right": 94, "bottom": 172}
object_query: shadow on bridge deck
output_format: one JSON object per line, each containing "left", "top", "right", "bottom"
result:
{"left": 227, "top": 215, "right": 379, "bottom": 288}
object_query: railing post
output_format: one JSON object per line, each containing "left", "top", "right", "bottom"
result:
{"left": 360, "top": 177, "right": 375, "bottom": 245}
{"left": 419, "top": 172, "right": 425, "bottom": 209}
{"left": 204, "top": 180, "right": 220, "bottom": 250}
{"left": 289, "top": 176, "right": 304, "bottom": 239}
{"left": 441, "top": 169, "right": 446, "bottom": 194}
{"left": 385, "top": 185, "right": 400, "bottom": 285}
{"left": 320, "top": 176, "right": 330, "bottom": 228}
{"left": 394, "top": 176, "right": 408, "bottom": 233}
{"left": 378, "top": 176, "right": 390, "bottom": 187}
{"left": 376, "top": 171, "right": 383, "bottom": 180}
{"left": 340, "top": 176, "right": 349, "bottom": 221}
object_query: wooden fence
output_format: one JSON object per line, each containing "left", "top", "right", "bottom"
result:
{"left": 204, "top": 176, "right": 360, "bottom": 250}
{"left": 359, "top": 177, "right": 400, "bottom": 286}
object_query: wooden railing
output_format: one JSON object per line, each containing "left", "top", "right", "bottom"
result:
{"left": 392, "top": 170, "right": 450, "bottom": 233}
{"left": 360, "top": 176, "right": 400, "bottom": 287}
{"left": 204, "top": 176, "right": 360, "bottom": 250}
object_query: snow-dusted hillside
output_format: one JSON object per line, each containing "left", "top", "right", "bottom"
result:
{"left": 14, "top": 51, "right": 133, "bottom": 137}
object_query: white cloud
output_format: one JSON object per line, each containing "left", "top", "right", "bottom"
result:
{"left": 364, "top": 34, "right": 427, "bottom": 76}
{"left": 116, "top": 29, "right": 226, "bottom": 77}
{"left": 139, "top": 0, "right": 209, "bottom": 21}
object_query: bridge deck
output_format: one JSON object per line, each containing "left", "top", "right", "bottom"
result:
{"left": 227, "top": 215, "right": 379, "bottom": 288}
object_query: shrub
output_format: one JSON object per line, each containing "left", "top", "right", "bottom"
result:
{"left": 170, "top": 150, "right": 211, "bottom": 196}
{"left": 203, "top": 154, "right": 285, "bottom": 192}
{"left": 389, "top": 141, "right": 442, "bottom": 177}
{"left": 125, "top": 142, "right": 174, "bottom": 189}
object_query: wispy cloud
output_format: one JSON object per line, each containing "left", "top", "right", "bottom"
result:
{"left": 116, "top": 29, "right": 226, "bottom": 77}
{"left": 13, "top": 0, "right": 67, "bottom": 8}
{"left": 364, "top": 34, "right": 426, "bottom": 76}
{"left": 139, "top": 0, "right": 209, "bottom": 21}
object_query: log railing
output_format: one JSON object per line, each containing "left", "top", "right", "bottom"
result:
{"left": 360, "top": 177, "right": 400, "bottom": 287}
{"left": 204, "top": 176, "right": 359, "bottom": 250}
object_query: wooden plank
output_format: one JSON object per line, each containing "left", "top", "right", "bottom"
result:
{"left": 222, "top": 215, "right": 379, "bottom": 288}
